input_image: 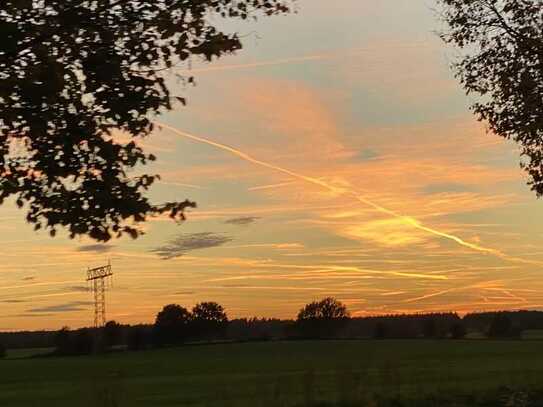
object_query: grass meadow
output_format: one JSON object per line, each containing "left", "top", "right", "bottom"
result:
{"left": 2, "top": 340, "right": 543, "bottom": 406}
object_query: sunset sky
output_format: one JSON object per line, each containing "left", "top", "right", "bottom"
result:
{"left": 3, "top": 0, "right": 543, "bottom": 331}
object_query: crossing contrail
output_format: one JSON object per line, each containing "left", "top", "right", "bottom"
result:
{"left": 155, "top": 122, "right": 541, "bottom": 266}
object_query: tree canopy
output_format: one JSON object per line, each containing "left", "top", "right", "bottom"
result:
{"left": 0, "top": 0, "right": 291, "bottom": 241}
{"left": 191, "top": 301, "right": 228, "bottom": 338}
{"left": 439, "top": 0, "right": 543, "bottom": 196}
{"left": 153, "top": 304, "right": 191, "bottom": 345}
{"left": 192, "top": 301, "right": 228, "bottom": 324}
{"left": 297, "top": 297, "right": 350, "bottom": 321}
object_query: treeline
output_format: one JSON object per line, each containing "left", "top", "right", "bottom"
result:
{"left": 1, "top": 298, "right": 542, "bottom": 356}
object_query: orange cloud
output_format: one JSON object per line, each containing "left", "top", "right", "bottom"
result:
{"left": 344, "top": 218, "right": 428, "bottom": 247}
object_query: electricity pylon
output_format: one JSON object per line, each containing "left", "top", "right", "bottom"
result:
{"left": 86, "top": 262, "right": 113, "bottom": 328}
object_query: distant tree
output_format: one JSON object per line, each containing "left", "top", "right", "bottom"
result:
{"left": 54, "top": 327, "right": 96, "bottom": 355}
{"left": 297, "top": 297, "right": 350, "bottom": 321}
{"left": 127, "top": 327, "right": 149, "bottom": 352}
{"left": 487, "top": 314, "right": 515, "bottom": 338}
{"left": 103, "top": 320, "right": 122, "bottom": 349}
{"left": 0, "top": 343, "right": 5, "bottom": 358}
{"left": 153, "top": 304, "right": 191, "bottom": 346}
{"left": 439, "top": 0, "right": 543, "bottom": 197}
{"left": 191, "top": 302, "right": 228, "bottom": 339}
{"left": 54, "top": 327, "right": 72, "bottom": 355}
{"left": 0, "top": 0, "right": 292, "bottom": 241}
{"left": 422, "top": 319, "right": 437, "bottom": 339}
{"left": 73, "top": 329, "right": 94, "bottom": 355}
{"left": 450, "top": 322, "right": 467, "bottom": 339}
{"left": 373, "top": 321, "right": 388, "bottom": 339}
{"left": 296, "top": 298, "right": 350, "bottom": 339}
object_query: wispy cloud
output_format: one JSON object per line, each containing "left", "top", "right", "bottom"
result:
{"left": 224, "top": 217, "right": 260, "bottom": 226}
{"left": 151, "top": 232, "right": 234, "bottom": 259}
{"left": 65, "top": 286, "right": 89, "bottom": 293}
{"left": 76, "top": 244, "right": 114, "bottom": 253}
{"left": 157, "top": 123, "right": 535, "bottom": 265}
{"left": 27, "top": 301, "right": 94, "bottom": 314}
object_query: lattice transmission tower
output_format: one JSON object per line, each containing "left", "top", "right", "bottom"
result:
{"left": 86, "top": 262, "right": 113, "bottom": 328}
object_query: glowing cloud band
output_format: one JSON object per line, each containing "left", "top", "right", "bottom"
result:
{"left": 156, "top": 122, "right": 540, "bottom": 266}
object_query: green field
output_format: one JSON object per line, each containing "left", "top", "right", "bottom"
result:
{"left": 1, "top": 340, "right": 543, "bottom": 406}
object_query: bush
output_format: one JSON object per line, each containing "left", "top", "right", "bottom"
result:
{"left": 103, "top": 321, "right": 122, "bottom": 349}
{"left": 374, "top": 322, "right": 388, "bottom": 339}
{"left": 54, "top": 327, "right": 96, "bottom": 356}
{"left": 422, "top": 319, "right": 437, "bottom": 338}
{"left": 487, "top": 314, "right": 521, "bottom": 338}
{"left": 127, "top": 327, "right": 148, "bottom": 352}
{"left": 74, "top": 329, "right": 94, "bottom": 355}
{"left": 450, "top": 322, "right": 467, "bottom": 339}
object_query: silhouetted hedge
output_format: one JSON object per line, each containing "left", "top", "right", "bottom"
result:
{"left": 5, "top": 309, "right": 543, "bottom": 353}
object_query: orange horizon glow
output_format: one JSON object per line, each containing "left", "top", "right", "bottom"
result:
{"left": 2, "top": 0, "right": 543, "bottom": 331}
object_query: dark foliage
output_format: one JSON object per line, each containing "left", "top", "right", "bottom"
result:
{"left": 226, "top": 318, "right": 290, "bottom": 342}
{"left": 54, "top": 326, "right": 72, "bottom": 355}
{"left": 487, "top": 313, "right": 521, "bottom": 339}
{"left": 440, "top": 0, "right": 543, "bottom": 197}
{"left": 54, "top": 326, "right": 98, "bottom": 355}
{"left": 9, "top": 309, "right": 543, "bottom": 355}
{"left": 73, "top": 329, "right": 95, "bottom": 354}
{"left": 103, "top": 320, "right": 122, "bottom": 348}
{"left": 450, "top": 322, "right": 467, "bottom": 339}
{"left": 0, "top": 342, "right": 5, "bottom": 358}
{"left": 296, "top": 298, "right": 350, "bottom": 339}
{"left": 344, "top": 313, "right": 461, "bottom": 339}
{"left": 297, "top": 298, "right": 350, "bottom": 320}
{"left": 153, "top": 304, "right": 191, "bottom": 345}
{"left": 191, "top": 301, "right": 228, "bottom": 339}
{"left": 421, "top": 318, "right": 437, "bottom": 339}
{"left": 464, "top": 310, "right": 543, "bottom": 333}
{"left": 373, "top": 321, "right": 387, "bottom": 339}
{"left": 126, "top": 325, "right": 150, "bottom": 351}
{"left": 0, "top": 330, "right": 57, "bottom": 349}
{"left": 0, "top": 0, "right": 291, "bottom": 241}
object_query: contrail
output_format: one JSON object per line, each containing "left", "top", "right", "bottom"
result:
{"left": 177, "top": 55, "right": 327, "bottom": 74}
{"left": 155, "top": 122, "right": 541, "bottom": 266}
{"left": 176, "top": 43, "right": 429, "bottom": 75}
{"left": 248, "top": 181, "right": 296, "bottom": 191}
{"left": 0, "top": 280, "right": 82, "bottom": 291}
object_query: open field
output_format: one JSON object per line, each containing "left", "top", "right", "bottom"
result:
{"left": 4, "top": 347, "right": 53, "bottom": 360}
{"left": 1, "top": 340, "right": 543, "bottom": 406}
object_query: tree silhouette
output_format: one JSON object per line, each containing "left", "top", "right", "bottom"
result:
{"left": 54, "top": 327, "right": 72, "bottom": 355}
{"left": 487, "top": 313, "right": 516, "bottom": 338}
{"left": 296, "top": 297, "right": 350, "bottom": 339}
{"left": 153, "top": 304, "right": 191, "bottom": 345}
{"left": 440, "top": 1, "right": 543, "bottom": 197}
{"left": 127, "top": 326, "right": 149, "bottom": 351}
{"left": 297, "top": 297, "right": 350, "bottom": 321}
{"left": 373, "top": 321, "right": 387, "bottom": 339}
{"left": 103, "top": 320, "right": 122, "bottom": 348}
{"left": 191, "top": 301, "right": 228, "bottom": 339}
{"left": 73, "top": 329, "right": 94, "bottom": 354}
{"left": 422, "top": 319, "right": 437, "bottom": 339}
{"left": 0, "top": 0, "right": 291, "bottom": 241}
{"left": 450, "top": 322, "right": 467, "bottom": 339}
{"left": 0, "top": 343, "right": 5, "bottom": 358}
